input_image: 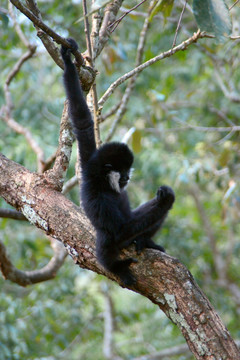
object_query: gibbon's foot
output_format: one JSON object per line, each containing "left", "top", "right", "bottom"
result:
{"left": 157, "top": 185, "right": 175, "bottom": 207}
{"left": 135, "top": 238, "right": 165, "bottom": 254}
{"left": 112, "top": 258, "right": 137, "bottom": 286}
{"left": 134, "top": 238, "right": 146, "bottom": 255}
{"left": 61, "top": 38, "right": 78, "bottom": 58}
{"left": 145, "top": 239, "right": 165, "bottom": 253}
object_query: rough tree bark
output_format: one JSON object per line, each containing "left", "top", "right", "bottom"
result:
{"left": 0, "top": 153, "right": 239, "bottom": 360}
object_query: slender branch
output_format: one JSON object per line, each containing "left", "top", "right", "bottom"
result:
{"left": 229, "top": 0, "right": 240, "bottom": 10}
{"left": 8, "top": 1, "right": 30, "bottom": 47}
{"left": 9, "top": 0, "right": 84, "bottom": 66}
{"left": 4, "top": 48, "right": 36, "bottom": 111}
{"left": 90, "top": 2, "right": 103, "bottom": 60}
{"left": 0, "top": 208, "right": 26, "bottom": 221}
{"left": 62, "top": 175, "right": 78, "bottom": 195}
{"left": 100, "top": 100, "right": 122, "bottom": 122}
{"left": 109, "top": 0, "right": 149, "bottom": 33}
{"left": 101, "top": 283, "right": 118, "bottom": 359}
{"left": 170, "top": 117, "right": 240, "bottom": 132}
{"left": 98, "top": 30, "right": 204, "bottom": 107}
{"left": 172, "top": 0, "right": 187, "bottom": 48}
{"left": 45, "top": 101, "right": 74, "bottom": 189}
{"left": 26, "top": 0, "right": 63, "bottom": 68}
{"left": 105, "top": 0, "right": 155, "bottom": 141}
{"left": 0, "top": 238, "right": 67, "bottom": 286}
{"left": 132, "top": 343, "right": 189, "bottom": 360}
{"left": 82, "top": 0, "right": 101, "bottom": 147}
{"left": 97, "top": 0, "right": 124, "bottom": 58}
{"left": 1, "top": 4, "right": 47, "bottom": 172}
{"left": 1, "top": 112, "right": 45, "bottom": 172}
{"left": 215, "top": 70, "right": 240, "bottom": 103}
{"left": 83, "top": 0, "right": 93, "bottom": 62}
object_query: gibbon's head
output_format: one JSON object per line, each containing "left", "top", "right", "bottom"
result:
{"left": 96, "top": 142, "right": 134, "bottom": 193}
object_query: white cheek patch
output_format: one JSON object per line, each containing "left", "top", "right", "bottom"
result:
{"left": 108, "top": 171, "right": 121, "bottom": 193}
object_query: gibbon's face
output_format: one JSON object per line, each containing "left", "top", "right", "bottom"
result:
{"left": 104, "top": 164, "right": 132, "bottom": 193}
{"left": 97, "top": 142, "right": 134, "bottom": 193}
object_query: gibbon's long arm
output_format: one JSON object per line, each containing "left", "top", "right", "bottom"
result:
{"left": 61, "top": 40, "right": 96, "bottom": 168}
{"left": 116, "top": 186, "right": 175, "bottom": 245}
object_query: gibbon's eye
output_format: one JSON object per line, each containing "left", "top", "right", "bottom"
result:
{"left": 104, "top": 164, "right": 113, "bottom": 170}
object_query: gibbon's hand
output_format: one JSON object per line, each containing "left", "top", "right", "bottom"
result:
{"left": 157, "top": 185, "right": 175, "bottom": 208}
{"left": 61, "top": 38, "right": 78, "bottom": 60}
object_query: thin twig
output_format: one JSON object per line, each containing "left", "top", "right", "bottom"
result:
{"left": 105, "top": 0, "right": 156, "bottom": 141}
{"left": 97, "top": 0, "right": 124, "bottom": 58}
{"left": 82, "top": 0, "right": 101, "bottom": 147}
{"left": 172, "top": 0, "right": 187, "bottom": 48}
{"left": 1, "top": 112, "right": 45, "bottom": 171}
{"left": 83, "top": 0, "right": 93, "bottom": 62}
{"left": 109, "top": 0, "right": 149, "bottom": 33}
{"left": 229, "top": 0, "right": 240, "bottom": 10}
{"left": 100, "top": 101, "right": 122, "bottom": 123}
{"left": 62, "top": 175, "right": 78, "bottom": 195}
{"left": 98, "top": 30, "right": 204, "bottom": 107}
{"left": 8, "top": 1, "right": 30, "bottom": 47}
{"left": 1, "top": 40, "right": 46, "bottom": 172}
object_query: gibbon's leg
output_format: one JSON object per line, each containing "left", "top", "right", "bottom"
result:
{"left": 96, "top": 233, "right": 137, "bottom": 286}
{"left": 119, "top": 224, "right": 165, "bottom": 254}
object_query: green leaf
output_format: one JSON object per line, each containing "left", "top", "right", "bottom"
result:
{"left": 132, "top": 130, "right": 142, "bottom": 153}
{"left": 0, "top": 11, "right": 9, "bottom": 28}
{"left": 193, "top": 0, "right": 232, "bottom": 40}
{"left": 149, "top": 0, "right": 175, "bottom": 23}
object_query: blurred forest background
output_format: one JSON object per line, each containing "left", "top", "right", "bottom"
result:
{"left": 0, "top": 0, "right": 240, "bottom": 359}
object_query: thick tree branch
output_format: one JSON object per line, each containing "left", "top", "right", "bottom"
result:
{"left": 0, "top": 152, "right": 239, "bottom": 359}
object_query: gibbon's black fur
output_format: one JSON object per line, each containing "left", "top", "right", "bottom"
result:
{"left": 61, "top": 39, "right": 175, "bottom": 286}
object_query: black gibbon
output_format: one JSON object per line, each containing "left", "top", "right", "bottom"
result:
{"left": 61, "top": 39, "right": 175, "bottom": 286}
